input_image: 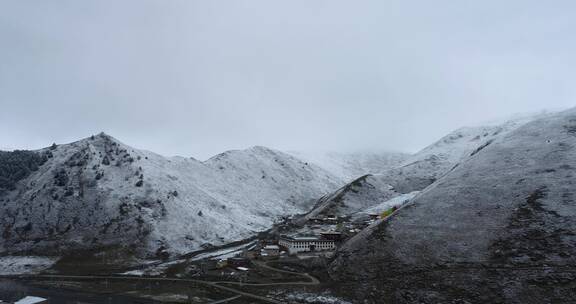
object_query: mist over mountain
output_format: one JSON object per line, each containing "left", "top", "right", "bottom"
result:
{"left": 288, "top": 151, "right": 410, "bottom": 181}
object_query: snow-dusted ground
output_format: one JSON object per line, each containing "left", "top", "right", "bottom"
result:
{"left": 302, "top": 175, "right": 400, "bottom": 221}
{"left": 379, "top": 112, "right": 552, "bottom": 193}
{"left": 121, "top": 241, "right": 258, "bottom": 276}
{"left": 14, "top": 296, "right": 48, "bottom": 304}
{"left": 281, "top": 291, "right": 352, "bottom": 304}
{"left": 120, "top": 257, "right": 189, "bottom": 277}
{"left": 0, "top": 256, "right": 57, "bottom": 275}
{"left": 356, "top": 191, "right": 419, "bottom": 217}
{"left": 191, "top": 241, "right": 257, "bottom": 261}
{"left": 301, "top": 114, "right": 550, "bottom": 222}
{"left": 120, "top": 269, "right": 146, "bottom": 276}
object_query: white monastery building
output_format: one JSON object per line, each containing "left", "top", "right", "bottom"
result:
{"left": 278, "top": 235, "right": 336, "bottom": 254}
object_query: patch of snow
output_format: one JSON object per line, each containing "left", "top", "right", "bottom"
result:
{"left": 191, "top": 241, "right": 257, "bottom": 261}
{"left": 283, "top": 291, "right": 352, "bottom": 304}
{"left": 357, "top": 191, "right": 420, "bottom": 216}
{"left": 121, "top": 269, "right": 145, "bottom": 276}
{"left": 303, "top": 174, "right": 399, "bottom": 220}
{"left": 14, "top": 296, "right": 47, "bottom": 304}
{"left": 0, "top": 256, "right": 57, "bottom": 275}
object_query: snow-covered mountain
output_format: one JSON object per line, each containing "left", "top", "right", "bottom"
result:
{"left": 300, "top": 114, "right": 547, "bottom": 220}
{"left": 329, "top": 108, "right": 576, "bottom": 303}
{"left": 379, "top": 112, "right": 550, "bottom": 193}
{"left": 0, "top": 134, "right": 342, "bottom": 257}
{"left": 289, "top": 151, "right": 410, "bottom": 181}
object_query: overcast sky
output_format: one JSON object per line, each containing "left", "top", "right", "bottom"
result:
{"left": 0, "top": 1, "right": 574, "bottom": 159}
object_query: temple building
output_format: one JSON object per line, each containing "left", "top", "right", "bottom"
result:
{"left": 278, "top": 235, "right": 336, "bottom": 254}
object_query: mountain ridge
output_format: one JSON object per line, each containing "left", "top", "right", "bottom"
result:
{"left": 0, "top": 133, "right": 342, "bottom": 257}
{"left": 298, "top": 113, "right": 548, "bottom": 221}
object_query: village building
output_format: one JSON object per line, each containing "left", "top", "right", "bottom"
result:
{"left": 227, "top": 257, "right": 250, "bottom": 268}
{"left": 278, "top": 235, "right": 336, "bottom": 254}
{"left": 261, "top": 244, "right": 280, "bottom": 257}
{"left": 320, "top": 231, "right": 343, "bottom": 241}
{"left": 309, "top": 215, "right": 340, "bottom": 224}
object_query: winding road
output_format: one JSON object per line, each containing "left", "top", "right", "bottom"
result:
{"left": 8, "top": 259, "right": 320, "bottom": 304}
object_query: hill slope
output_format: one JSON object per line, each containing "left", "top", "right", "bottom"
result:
{"left": 329, "top": 108, "right": 576, "bottom": 303}
{"left": 0, "top": 134, "right": 341, "bottom": 257}
{"left": 380, "top": 115, "right": 545, "bottom": 193}
{"left": 301, "top": 115, "right": 543, "bottom": 220}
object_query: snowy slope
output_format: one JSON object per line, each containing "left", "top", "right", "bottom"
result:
{"left": 356, "top": 191, "right": 419, "bottom": 217}
{"left": 289, "top": 151, "right": 410, "bottom": 181}
{"left": 379, "top": 113, "right": 550, "bottom": 193}
{"left": 329, "top": 108, "right": 576, "bottom": 303}
{"left": 0, "top": 256, "right": 57, "bottom": 275}
{"left": 301, "top": 175, "right": 400, "bottom": 221}
{"left": 300, "top": 114, "right": 547, "bottom": 221}
{"left": 0, "top": 134, "right": 342, "bottom": 257}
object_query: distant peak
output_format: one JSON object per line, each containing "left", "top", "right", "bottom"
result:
{"left": 73, "top": 132, "right": 125, "bottom": 148}
{"left": 83, "top": 132, "right": 109, "bottom": 142}
{"left": 204, "top": 145, "right": 286, "bottom": 163}
{"left": 248, "top": 146, "right": 292, "bottom": 157}
{"left": 220, "top": 146, "right": 277, "bottom": 156}
{"left": 249, "top": 145, "right": 275, "bottom": 152}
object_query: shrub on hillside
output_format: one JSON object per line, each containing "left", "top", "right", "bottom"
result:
{"left": 0, "top": 150, "right": 48, "bottom": 194}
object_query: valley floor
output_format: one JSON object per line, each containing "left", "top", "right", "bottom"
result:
{"left": 2, "top": 257, "right": 341, "bottom": 304}
{"left": 0, "top": 200, "right": 402, "bottom": 303}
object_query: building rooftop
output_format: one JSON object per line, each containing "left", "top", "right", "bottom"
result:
{"left": 281, "top": 234, "right": 338, "bottom": 242}
{"left": 321, "top": 231, "right": 342, "bottom": 235}
{"left": 264, "top": 245, "right": 280, "bottom": 249}
{"left": 294, "top": 236, "right": 319, "bottom": 241}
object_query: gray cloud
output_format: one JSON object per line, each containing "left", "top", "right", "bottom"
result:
{"left": 0, "top": 0, "right": 574, "bottom": 159}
